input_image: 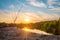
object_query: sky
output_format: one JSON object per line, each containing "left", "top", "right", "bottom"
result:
{"left": 0, "top": 0, "right": 60, "bottom": 23}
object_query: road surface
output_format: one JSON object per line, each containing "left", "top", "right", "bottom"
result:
{"left": 0, "top": 27, "right": 60, "bottom": 40}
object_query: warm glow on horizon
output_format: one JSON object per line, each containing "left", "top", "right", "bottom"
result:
{"left": 22, "top": 27, "right": 31, "bottom": 32}
{"left": 23, "top": 17, "right": 31, "bottom": 23}
{"left": 24, "top": 18, "right": 30, "bottom": 22}
{"left": 22, "top": 27, "right": 53, "bottom": 35}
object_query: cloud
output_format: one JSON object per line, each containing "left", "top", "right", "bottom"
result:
{"left": 38, "top": 11, "right": 59, "bottom": 21}
{"left": 0, "top": 9, "right": 59, "bottom": 23}
{"left": 18, "top": 11, "right": 59, "bottom": 22}
{"left": 48, "top": 0, "right": 60, "bottom": 11}
{"left": 26, "top": 0, "right": 60, "bottom": 11}
{"left": 26, "top": 0, "right": 46, "bottom": 8}
{"left": 0, "top": 10, "right": 20, "bottom": 23}
{"left": 49, "top": 8, "right": 60, "bottom": 11}
{"left": 9, "top": 4, "right": 15, "bottom": 9}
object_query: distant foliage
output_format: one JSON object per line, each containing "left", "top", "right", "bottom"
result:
{"left": 0, "top": 18, "right": 60, "bottom": 35}
{"left": 33, "top": 18, "right": 60, "bottom": 35}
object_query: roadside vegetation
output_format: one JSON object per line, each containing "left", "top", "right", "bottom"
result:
{"left": 0, "top": 18, "right": 60, "bottom": 35}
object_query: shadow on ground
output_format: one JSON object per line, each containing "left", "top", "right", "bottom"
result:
{"left": 0, "top": 27, "right": 60, "bottom": 40}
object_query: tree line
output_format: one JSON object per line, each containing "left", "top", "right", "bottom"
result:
{"left": 0, "top": 18, "right": 60, "bottom": 35}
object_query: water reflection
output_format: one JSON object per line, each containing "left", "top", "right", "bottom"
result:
{"left": 22, "top": 27, "right": 53, "bottom": 35}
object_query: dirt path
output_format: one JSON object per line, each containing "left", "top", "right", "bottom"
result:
{"left": 0, "top": 27, "right": 60, "bottom": 40}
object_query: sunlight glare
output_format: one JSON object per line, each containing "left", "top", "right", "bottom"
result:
{"left": 24, "top": 17, "right": 31, "bottom": 23}
{"left": 22, "top": 27, "right": 31, "bottom": 32}
{"left": 25, "top": 18, "right": 30, "bottom": 22}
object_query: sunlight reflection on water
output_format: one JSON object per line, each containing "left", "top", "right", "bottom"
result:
{"left": 22, "top": 27, "right": 53, "bottom": 35}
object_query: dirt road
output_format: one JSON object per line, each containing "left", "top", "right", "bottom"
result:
{"left": 0, "top": 27, "right": 60, "bottom": 40}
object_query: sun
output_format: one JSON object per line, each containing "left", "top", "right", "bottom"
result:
{"left": 23, "top": 17, "right": 31, "bottom": 23}
{"left": 25, "top": 18, "right": 30, "bottom": 22}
